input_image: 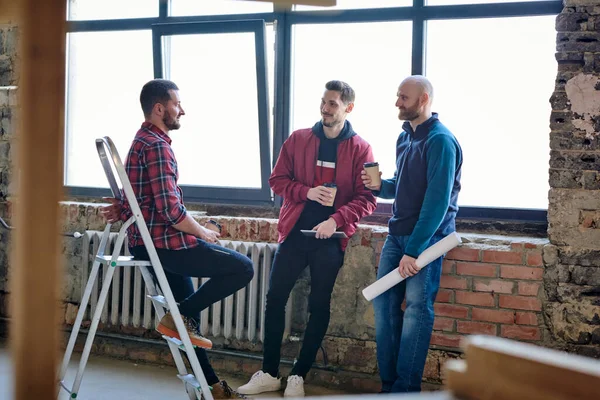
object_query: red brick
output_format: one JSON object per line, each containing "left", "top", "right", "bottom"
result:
{"left": 435, "top": 289, "right": 453, "bottom": 303}
{"left": 516, "top": 312, "right": 538, "bottom": 326}
{"left": 518, "top": 282, "right": 541, "bottom": 297}
{"left": 446, "top": 247, "right": 480, "bottom": 262}
{"left": 500, "top": 266, "right": 543, "bottom": 281}
{"left": 430, "top": 332, "right": 463, "bottom": 348}
{"left": 456, "top": 291, "right": 495, "bottom": 307}
{"left": 526, "top": 252, "right": 543, "bottom": 267}
{"left": 375, "top": 241, "right": 384, "bottom": 254}
{"left": 510, "top": 243, "right": 524, "bottom": 250}
{"left": 501, "top": 325, "right": 541, "bottom": 341}
{"left": 474, "top": 279, "right": 514, "bottom": 294}
{"left": 499, "top": 295, "right": 542, "bottom": 311}
{"left": 472, "top": 308, "right": 516, "bottom": 324}
{"left": 434, "top": 317, "right": 455, "bottom": 332}
{"left": 440, "top": 276, "right": 468, "bottom": 290}
{"left": 524, "top": 243, "right": 539, "bottom": 249}
{"left": 457, "top": 321, "right": 497, "bottom": 336}
{"left": 435, "top": 304, "right": 469, "bottom": 319}
{"left": 482, "top": 250, "right": 523, "bottom": 265}
{"left": 456, "top": 262, "right": 498, "bottom": 277}
{"left": 442, "top": 260, "right": 454, "bottom": 275}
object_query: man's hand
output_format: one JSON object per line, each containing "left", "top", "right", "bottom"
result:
{"left": 307, "top": 186, "right": 334, "bottom": 206}
{"left": 398, "top": 255, "right": 419, "bottom": 278}
{"left": 361, "top": 170, "right": 382, "bottom": 191}
{"left": 198, "top": 225, "right": 220, "bottom": 244}
{"left": 312, "top": 218, "right": 337, "bottom": 239}
{"left": 99, "top": 197, "right": 122, "bottom": 223}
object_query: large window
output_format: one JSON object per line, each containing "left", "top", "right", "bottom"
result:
{"left": 426, "top": 16, "right": 556, "bottom": 209}
{"left": 64, "top": 0, "right": 563, "bottom": 219}
{"left": 65, "top": 30, "right": 153, "bottom": 188}
{"left": 291, "top": 21, "right": 412, "bottom": 196}
{"left": 294, "top": 0, "right": 412, "bottom": 10}
{"left": 170, "top": 0, "right": 272, "bottom": 17}
{"left": 68, "top": 0, "right": 158, "bottom": 20}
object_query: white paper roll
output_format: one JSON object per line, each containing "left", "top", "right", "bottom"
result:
{"left": 362, "top": 232, "right": 462, "bottom": 301}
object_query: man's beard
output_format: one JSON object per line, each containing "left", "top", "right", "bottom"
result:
{"left": 399, "top": 107, "right": 420, "bottom": 121}
{"left": 322, "top": 114, "right": 340, "bottom": 127}
{"left": 163, "top": 114, "right": 181, "bottom": 130}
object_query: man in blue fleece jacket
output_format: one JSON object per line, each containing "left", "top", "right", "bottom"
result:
{"left": 362, "top": 75, "right": 462, "bottom": 393}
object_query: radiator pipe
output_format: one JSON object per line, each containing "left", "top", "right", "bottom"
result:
{"left": 73, "top": 327, "right": 340, "bottom": 373}
{"left": 0, "top": 216, "right": 82, "bottom": 238}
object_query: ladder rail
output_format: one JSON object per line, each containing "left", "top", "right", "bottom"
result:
{"left": 58, "top": 223, "right": 112, "bottom": 381}
{"left": 95, "top": 137, "right": 212, "bottom": 400}
{"left": 69, "top": 218, "right": 133, "bottom": 398}
{"left": 140, "top": 267, "right": 199, "bottom": 400}
{"left": 58, "top": 137, "right": 213, "bottom": 400}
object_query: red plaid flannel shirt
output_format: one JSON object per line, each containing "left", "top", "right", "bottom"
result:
{"left": 120, "top": 122, "right": 198, "bottom": 250}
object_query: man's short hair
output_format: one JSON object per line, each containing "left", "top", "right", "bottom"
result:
{"left": 140, "top": 79, "right": 179, "bottom": 117}
{"left": 325, "top": 80, "right": 355, "bottom": 105}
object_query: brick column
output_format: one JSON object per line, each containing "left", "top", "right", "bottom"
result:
{"left": 0, "top": 24, "right": 16, "bottom": 200}
{"left": 547, "top": 0, "right": 600, "bottom": 357}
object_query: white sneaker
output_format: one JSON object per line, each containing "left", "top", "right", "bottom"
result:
{"left": 236, "top": 370, "right": 281, "bottom": 395}
{"left": 284, "top": 375, "right": 305, "bottom": 397}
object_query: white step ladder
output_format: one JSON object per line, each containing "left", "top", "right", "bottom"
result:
{"left": 57, "top": 136, "right": 213, "bottom": 400}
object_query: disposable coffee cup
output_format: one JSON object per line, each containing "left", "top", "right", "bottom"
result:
{"left": 364, "top": 162, "right": 381, "bottom": 188}
{"left": 323, "top": 183, "right": 337, "bottom": 207}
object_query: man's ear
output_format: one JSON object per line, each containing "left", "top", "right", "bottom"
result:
{"left": 152, "top": 102, "right": 164, "bottom": 117}
{"left": 420, "top": 92, "right": 430, "bottom": 108}
{"left": 345, "top": 102, "right": 354, "bottom": 113}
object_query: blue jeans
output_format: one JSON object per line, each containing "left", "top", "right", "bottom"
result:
{"left": 373, "top": 234, "right": 443, "bottom": 393}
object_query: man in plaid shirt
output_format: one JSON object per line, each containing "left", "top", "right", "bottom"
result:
{"left": 101, "top": 79, "right": 252, "bottom": 398}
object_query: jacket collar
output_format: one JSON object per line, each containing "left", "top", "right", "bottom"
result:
{"left": 402, "top": 112, "right": 439, "bottom": 140}
{"left": 141, "top": 121, "right": 171, "bottom": 144}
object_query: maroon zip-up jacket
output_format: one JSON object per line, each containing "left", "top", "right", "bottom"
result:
{"left": 269, "top": 127, "right": 377, "bottom": 251}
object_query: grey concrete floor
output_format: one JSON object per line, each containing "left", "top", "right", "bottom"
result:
{"left": 0, "top": 344, "right": 352, "bottom": 400}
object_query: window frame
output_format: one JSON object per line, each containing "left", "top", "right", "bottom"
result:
{"left": 64, "top": 0, "right": 563, "bottom": 221}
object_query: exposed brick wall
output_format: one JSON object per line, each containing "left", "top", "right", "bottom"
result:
{"left": 0, "top": 23, "right": 17, "bottom": 203}
{"left": 432, "top": 243, "right": 546, "bottom": 346}
{"left": 547, "top": 0, "right": 600, "bottom": 358}
{"left": 0, "top": 25, "right": 17, "bottom": 87}
{"left": 0, "top": 203, "right": 560, "bottom": 390}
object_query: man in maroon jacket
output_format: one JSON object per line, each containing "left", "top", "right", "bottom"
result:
{"left": 237, "top": 80, "right": 377, "bottom": 397}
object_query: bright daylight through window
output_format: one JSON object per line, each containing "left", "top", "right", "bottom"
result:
{"left": 64, "top": 0, "right": 560, "bottom": 214}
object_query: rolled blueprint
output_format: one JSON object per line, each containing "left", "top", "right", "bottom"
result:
{"left": 362, "top": 232, "right": 462, "bottom": 301}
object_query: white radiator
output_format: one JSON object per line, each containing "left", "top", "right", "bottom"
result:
{"left": 80, "top": 231, "right": 292, "bottom": 342}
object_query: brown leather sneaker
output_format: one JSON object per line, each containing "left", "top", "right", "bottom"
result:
{"left": 211, "top": 381, "right": 246, "bottom": 399}
{"left": 156, "top": 312, "right": 212, "bottom": 349}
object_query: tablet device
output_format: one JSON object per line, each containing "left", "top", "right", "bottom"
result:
{"left": 300, "top": 230, "right": 348, "bottom": 239}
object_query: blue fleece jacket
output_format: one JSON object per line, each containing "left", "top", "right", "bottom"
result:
{"left": 377, "top": 113, "right": 462, "bottom": 258}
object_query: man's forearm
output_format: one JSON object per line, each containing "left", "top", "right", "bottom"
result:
{"left": 173, "top": 213, "right": 203, "bottom": 237}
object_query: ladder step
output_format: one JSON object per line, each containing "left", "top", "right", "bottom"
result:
{"left": 178, "top": 374, "right": 201, "bottom": 390}
{"left": 95, "top": 255, "right": 152, "bottom": 267}
{"left": 59, "top": 380, "right": 72, "bottom": 394}
{"left": 163, "top": 335, "right": 188, "bottom": 352}
{"left": 148, "top": 294, "right": 169, "bottom": 308}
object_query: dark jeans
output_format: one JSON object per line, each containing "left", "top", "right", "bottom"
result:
{"left": 261, "top": 232, "right": 345, "bottom": 379}
{"left": 130, "top": 239, "right": 254, "bottom": 386}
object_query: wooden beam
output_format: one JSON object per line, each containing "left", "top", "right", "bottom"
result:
{"left": 0, "top": 0, "right": 19, "bottom": 23}
{"left": 445, "top": 335, "right": 600, "bottom": 400}
{"left": 8, "top": 0, "right": 67, "bottom": 399}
